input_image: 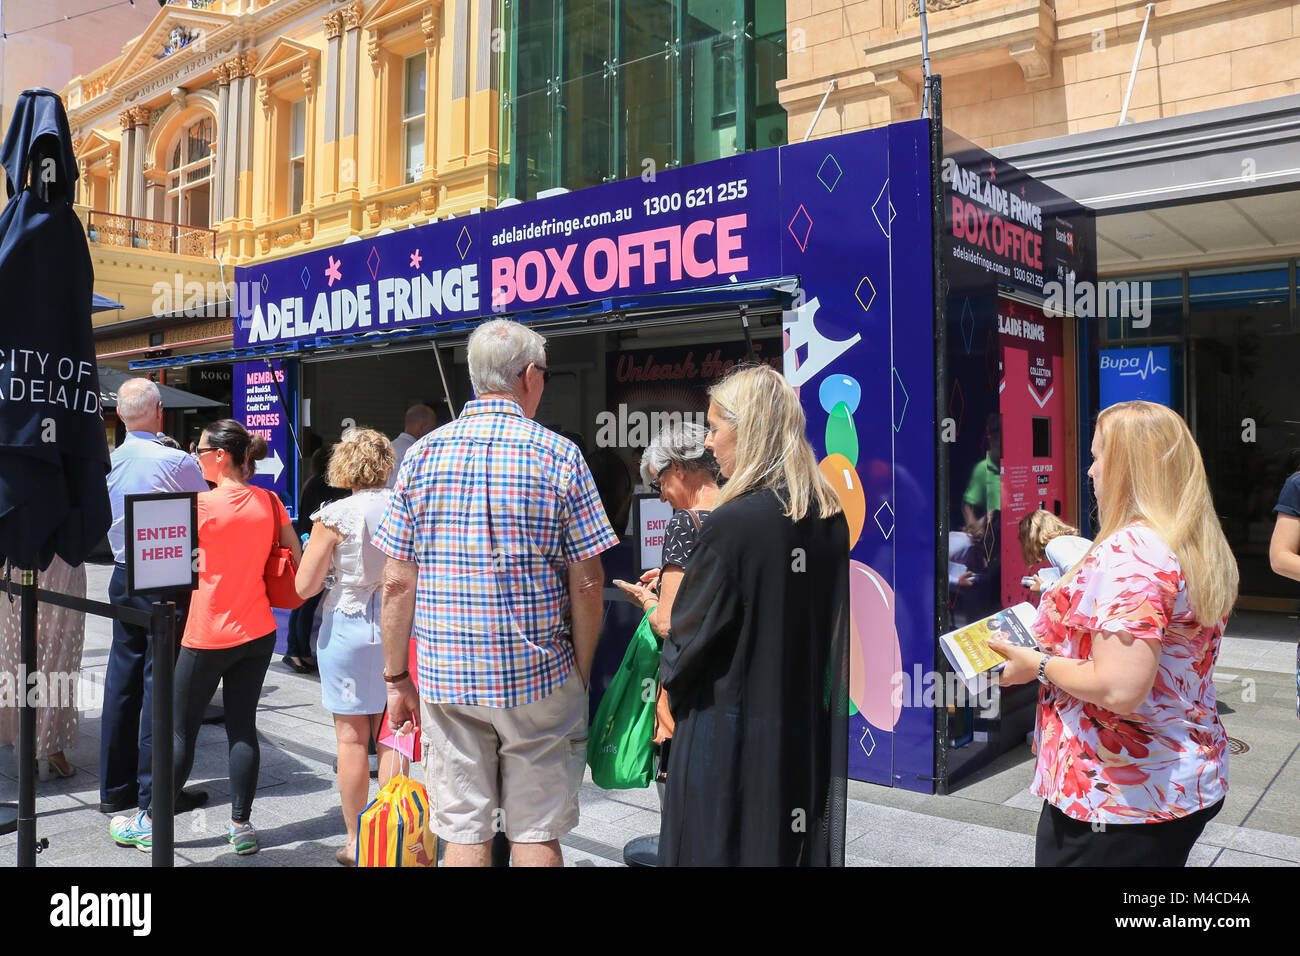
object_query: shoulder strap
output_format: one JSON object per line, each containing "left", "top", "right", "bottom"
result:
{"left": 686, "top": 509, "right": 701, "bottom": 532}
{"left": 259, "top": 486, "right": 277, "bottom": 548}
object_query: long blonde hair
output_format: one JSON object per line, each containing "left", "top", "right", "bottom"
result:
{"left": 1018, "top": 509, "right": 1079, "bottom": 565}
{"left": 708, "top": 364, "right": 843, "bottom": 522}
{"left": 1082, "top": 401, "right": 1238, "bottom": 625}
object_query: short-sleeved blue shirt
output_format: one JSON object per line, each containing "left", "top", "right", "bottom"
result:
{"left": 1275, "top": 473, "right": 1300, "bottom": 519}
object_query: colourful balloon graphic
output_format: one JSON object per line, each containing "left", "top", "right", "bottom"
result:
{"left": 848, "top": 560, "right": 901, "bottom": 732}
{"left": 818, "top": 374, "right": 861, "bottom": 414}
{"left": 824, "top": 401, "right": 858, "bottom": 466}
{"left": 818, "top": 453, "right": 865, "bottom": 547}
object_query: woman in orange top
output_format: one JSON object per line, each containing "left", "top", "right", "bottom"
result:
{"left": 113, "top": 419, "right": 301, "bottom": 857}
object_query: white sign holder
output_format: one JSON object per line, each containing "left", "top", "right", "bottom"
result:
{"left": 125, "top": 492, "right": 198, "bottom": 596}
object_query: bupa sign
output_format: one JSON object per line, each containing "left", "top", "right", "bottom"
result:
{"left": 1099, "top": 346, "right": 1172, "bottom": 409}
{"left": 125, "top": 492, "right": 198, "bottom": 596}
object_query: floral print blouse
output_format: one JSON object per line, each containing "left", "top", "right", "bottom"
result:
{"left": 1030, "top": 522, "right": 1228, "bottom": 824}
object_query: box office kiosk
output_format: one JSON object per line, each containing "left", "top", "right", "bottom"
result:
{"left": 132, "top": 116, "right": 1096, "bottom": 793}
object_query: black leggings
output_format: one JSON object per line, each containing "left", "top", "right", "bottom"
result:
{"left": 160, "top": 633, "right": 275, "bottom": 823}
{"left": 1035, "top": 798, "right": 1223, "bottom": 867}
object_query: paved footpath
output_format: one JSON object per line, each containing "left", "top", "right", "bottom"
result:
{"left": 3, "top": 561, "right": 1298, "bottom": 867}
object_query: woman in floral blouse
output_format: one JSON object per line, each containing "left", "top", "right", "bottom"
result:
{"left": 990, "top": 401, "right": 1238, "bottom": 867}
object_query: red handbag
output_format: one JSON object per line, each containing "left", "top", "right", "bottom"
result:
{"left": 260, "top": 487, "right": 304, "bottom": 610}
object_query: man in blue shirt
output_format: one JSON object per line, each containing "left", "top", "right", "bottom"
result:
{"left": 99, "top": 378, "right": 210, "bottom": 816}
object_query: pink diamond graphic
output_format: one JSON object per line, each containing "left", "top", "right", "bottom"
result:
{"left": 367, "top": 246, "right": 381, "bottom": 280}
{"left": 787, "top": 205, "right": 813, "bottom": 253}
{"left": 949, "top": 378, "right": 965, "bottom": 436}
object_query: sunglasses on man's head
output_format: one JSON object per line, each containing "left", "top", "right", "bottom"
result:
{"left": 517, "top": 364, "right": 551, "bottom": 384}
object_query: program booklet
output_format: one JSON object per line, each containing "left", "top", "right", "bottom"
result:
{"left": 940, "top": 603, "right": 1040, "bottom": 694}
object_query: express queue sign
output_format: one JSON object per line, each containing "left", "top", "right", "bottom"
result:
{"left": 125, "top": 492, "right": 198, "bottom": 596}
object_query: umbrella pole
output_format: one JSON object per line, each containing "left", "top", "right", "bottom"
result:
{"left": 17, "top": 565, "right": 37, "bottom": 867}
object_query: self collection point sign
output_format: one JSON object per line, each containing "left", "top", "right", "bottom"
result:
{"left": 125, "top": 492, "right": 198, "bottom": 596}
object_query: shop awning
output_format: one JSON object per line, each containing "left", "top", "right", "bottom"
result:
{"left": 92, "top": 293, "right": 123, "bottom": 313}
{"left": 127, "top": 278, "right": 799, "bottom": 371}
{"left": 98, "top": 366, "right": 225, "bottom": 410}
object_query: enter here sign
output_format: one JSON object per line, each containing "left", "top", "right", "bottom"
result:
{"left": 125, "top": 492, "right": 198, "bottom": 595}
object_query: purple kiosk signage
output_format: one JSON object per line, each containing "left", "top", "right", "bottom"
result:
{"left": 481, "top": 152, "right": 782, "bottom": 309}
{"left": 232, "top": 359, "right": 291, "bottom": 503}
{"left": 231, "top": 120, "right": 1088, "bottom": 793}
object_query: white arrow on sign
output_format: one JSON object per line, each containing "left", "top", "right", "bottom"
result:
{"left": 255, "top": 450, "right": 284, "bottom": 481}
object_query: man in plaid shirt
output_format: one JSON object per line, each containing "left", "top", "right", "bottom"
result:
{"left": 374, "top": 319, "right": 618, "bottom": 866}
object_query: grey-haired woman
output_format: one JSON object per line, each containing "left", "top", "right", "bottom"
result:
{"left": 614, "top": 420, "right": 720, "bottom": 743}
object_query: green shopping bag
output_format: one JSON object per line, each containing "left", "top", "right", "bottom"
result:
{"left": 587, "top": 608, "right": 659, "bottom": 789}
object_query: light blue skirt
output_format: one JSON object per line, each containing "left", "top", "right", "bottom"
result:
{"left": 316, "top": 591, "right": 387, "bottom": 716}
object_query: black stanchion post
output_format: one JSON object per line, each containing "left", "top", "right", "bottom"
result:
{"left": 151, "top": 601, "right": 177, "bottom": 867}
{"left": 17, "top": 566, "right": 37, "bottom": 867}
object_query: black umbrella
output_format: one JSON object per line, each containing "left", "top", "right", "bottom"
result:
{"left": 0, "top": 89, "right": 111, "bottom": 569}
{"left": 0, "top": 89, "right": 112, "bottom": 864}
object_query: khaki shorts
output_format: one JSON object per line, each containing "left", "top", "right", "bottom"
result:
{"left": 422, "top": 671, "right": 588, "bottom": 844}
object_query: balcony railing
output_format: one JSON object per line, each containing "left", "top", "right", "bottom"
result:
{"left": 86, "top": 211, "right": 216, "bottom": 259}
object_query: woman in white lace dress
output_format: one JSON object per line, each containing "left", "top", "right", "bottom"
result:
{"left": 294, "top": 428, "right": 398, "bottom": 866}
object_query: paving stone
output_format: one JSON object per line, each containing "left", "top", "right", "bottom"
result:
{"left": 1212, "top": 848, "right": 1299, "bottom": 867}
{"left": 1186, "top": 842, "right": 1221, "bottom": 867}
{"left": 1000, "top": 788, "right": 1042, "bottom": 811}
{"left": 943, "top": 823, "right": 1035, "bottom": 866}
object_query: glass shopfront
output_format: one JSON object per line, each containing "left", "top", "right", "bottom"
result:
{"left": 1098, "top": 260, "right": 1298, "bottom": 606}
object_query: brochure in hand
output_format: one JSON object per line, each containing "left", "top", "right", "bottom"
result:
{"left": 940, "top": 603, "right": 1040, "bottom": 694}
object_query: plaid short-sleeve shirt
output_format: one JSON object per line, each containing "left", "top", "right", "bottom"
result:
{"left": 372, "top": 398, "right": 618, "bottom": 707}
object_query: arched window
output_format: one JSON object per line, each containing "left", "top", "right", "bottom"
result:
{"left": 166, "top": 116, "right": 213, "bottom": 229}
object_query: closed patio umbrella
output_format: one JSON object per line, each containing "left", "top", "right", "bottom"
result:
{"left": 0, "top": 89, "right": 112, "bottom": 863}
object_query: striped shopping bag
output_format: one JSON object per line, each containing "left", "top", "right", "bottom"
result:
{"left": 357, "top": 773, "right": 437, "bottom": 867}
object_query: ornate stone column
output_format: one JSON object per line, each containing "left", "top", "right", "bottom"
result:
{"left": 301, "top": 59, "right": 318, "bottom": 212}
{"left": 221, "top": 56, "right": 243, "bottom": 222}
{"left": 339, "top": 0, "right": 363, "bottom": 201}
{"left": 236, "top": 52, "right": 259, "bottom": 226}
{"left": 117, "top": 110, "right": 134, "bottom": 216}
{"left": 214, "top": 61, "right": 232, "bottom": 222}
{"left": 129, "top": 106, "right": 151, "bottom": 220}
{"left": 104, "top": 152, "right": 117, "bottom": 216}
{"left": 319, "top": 10, "right": 343, "bottom": 204}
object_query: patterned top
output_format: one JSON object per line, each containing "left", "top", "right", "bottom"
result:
{"left": 1030, "top": 522, "right": 1229, "bottom": 824}
{"left": 660, "top": 509, "right": 711, "bottom": 571}
{"left": 312, "top": 488, "right": 392, "bottom": 617}
{"left": 372, "top": 398, "right": 618, "bottom": 707}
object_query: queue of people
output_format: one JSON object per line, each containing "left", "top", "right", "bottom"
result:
{"left": 40, "top": 323, "right": 1265, "bottom": 869}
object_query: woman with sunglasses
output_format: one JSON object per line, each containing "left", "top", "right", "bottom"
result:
{"left": 111, "top": 419, "right": 301, "bottom": 857}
